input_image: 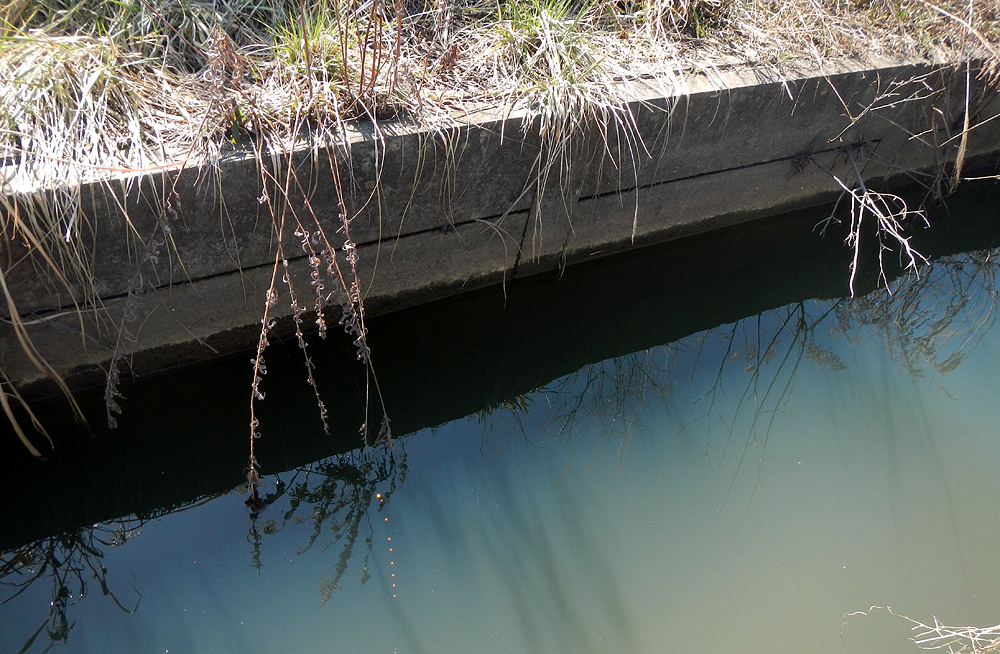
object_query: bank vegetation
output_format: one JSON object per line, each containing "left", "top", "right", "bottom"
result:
{"left": 1, "top": 0, "right": 997, "bottom": 189}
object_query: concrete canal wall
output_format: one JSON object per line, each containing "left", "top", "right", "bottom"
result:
{"left": 2, "top": 56, "right": 999, "bottom": 393}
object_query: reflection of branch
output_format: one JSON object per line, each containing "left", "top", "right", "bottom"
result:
{"left": 474, "top": 248, "right": 999, "bottom": 536}
{"left": 472, "top": 349, "right": 671, "bottom": 464}
{"left": 722, "top": 306, "right": 806, "bottom": 508}
{"left": 682, "top": 303, "right": 841, "bottom": 516}
{"left": 249, "top": 444, "right": 406, "bottom": 605}
{"left": 1, "top": 518, "right": 144, "bottom": 653}
{"left": 541, "top": 350, "right": 669, "bottom": 458}
{"left": 548, "top": 247, "right": 993, "bottom": 514}
{"left": 835, "top": 249, "right": 999, "bottom": 381}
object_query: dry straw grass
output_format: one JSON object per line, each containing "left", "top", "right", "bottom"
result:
{"left": 1, "top": 0, "right": 995, "bottom": 192}
{"left": 0, "top": 0, "right": 998, "bottom": 462}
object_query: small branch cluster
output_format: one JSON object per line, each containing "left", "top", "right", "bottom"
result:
{"left": 284, "top": 231, "right": 329, "bottom": 433}
{"left": 816, "top": 147, "right": 929, "bottom": 296}
{"left": 242, "top": 117, "right": 393, "bottom": 508}
{"left": 909, "top": 617, "right": 1000, "bottom": 653}
{"left": 847, "top": 607, "right": 1000, "bottom": 654}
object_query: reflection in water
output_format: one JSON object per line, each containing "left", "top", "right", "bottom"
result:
{"left": 533, "top": 247, "right": 1000, "bottom": 501}
{"left": 545, "top": 350, "right": 669, "bottom": 447}
{"left": 250, "top": 445, "right": 406, "bottom": 604}
{"left": 416, "top": 464, "right": 636, "bottom": 654}
{"left": 2, "top": 445, "right": 406, "bottom": 652}
{"left": 835, "top": 249, "right": 998, "bottom": 380}
{"left": 1, "top": 518, "right": 143, "bottom": 653}
{"left": 2, "top": 245, "right": 1000, "bottom": 652}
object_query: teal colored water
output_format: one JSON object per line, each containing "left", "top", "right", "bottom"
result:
{"left": 4, "top": 197, "right": 1000, "bottom": 653}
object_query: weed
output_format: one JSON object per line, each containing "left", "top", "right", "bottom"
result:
{"left": 815, "top": 145, "right": 930, "bottom": 296}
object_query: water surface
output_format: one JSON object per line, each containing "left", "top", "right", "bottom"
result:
{"left": 4, "top": 188, "right": 1000, "bottom": 654}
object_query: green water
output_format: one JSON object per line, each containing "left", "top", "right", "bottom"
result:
{"left": 4, "top": 190, "right": 1000, "bottom": 653}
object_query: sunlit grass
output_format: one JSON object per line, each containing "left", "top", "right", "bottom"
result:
{"left": 0, "top": 0, "right": 995, "bottom": 183}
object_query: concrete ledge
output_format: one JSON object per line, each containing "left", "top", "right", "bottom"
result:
{"left": 2, "top": 57, "right": 999, "bottom": 392}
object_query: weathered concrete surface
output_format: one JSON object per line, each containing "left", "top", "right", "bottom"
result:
{"left": 2, "top": 57, "right": 999, "bottom": 393}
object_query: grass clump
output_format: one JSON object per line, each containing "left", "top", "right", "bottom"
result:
{"left": 2, "top": 0, "right": 996, "bottom": 194}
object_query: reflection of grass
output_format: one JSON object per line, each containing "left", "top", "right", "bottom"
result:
{"left": 475, "top": 246, "right": 1000, "bottom": 514}
{"left": 249, "top": 444, "right": 406, "bottom": 605}
{"left": 0, "top": 444, "right": 404, "bottom": 652}
{"left": 1, "top": 515, "right": 145, "bottom": 653}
